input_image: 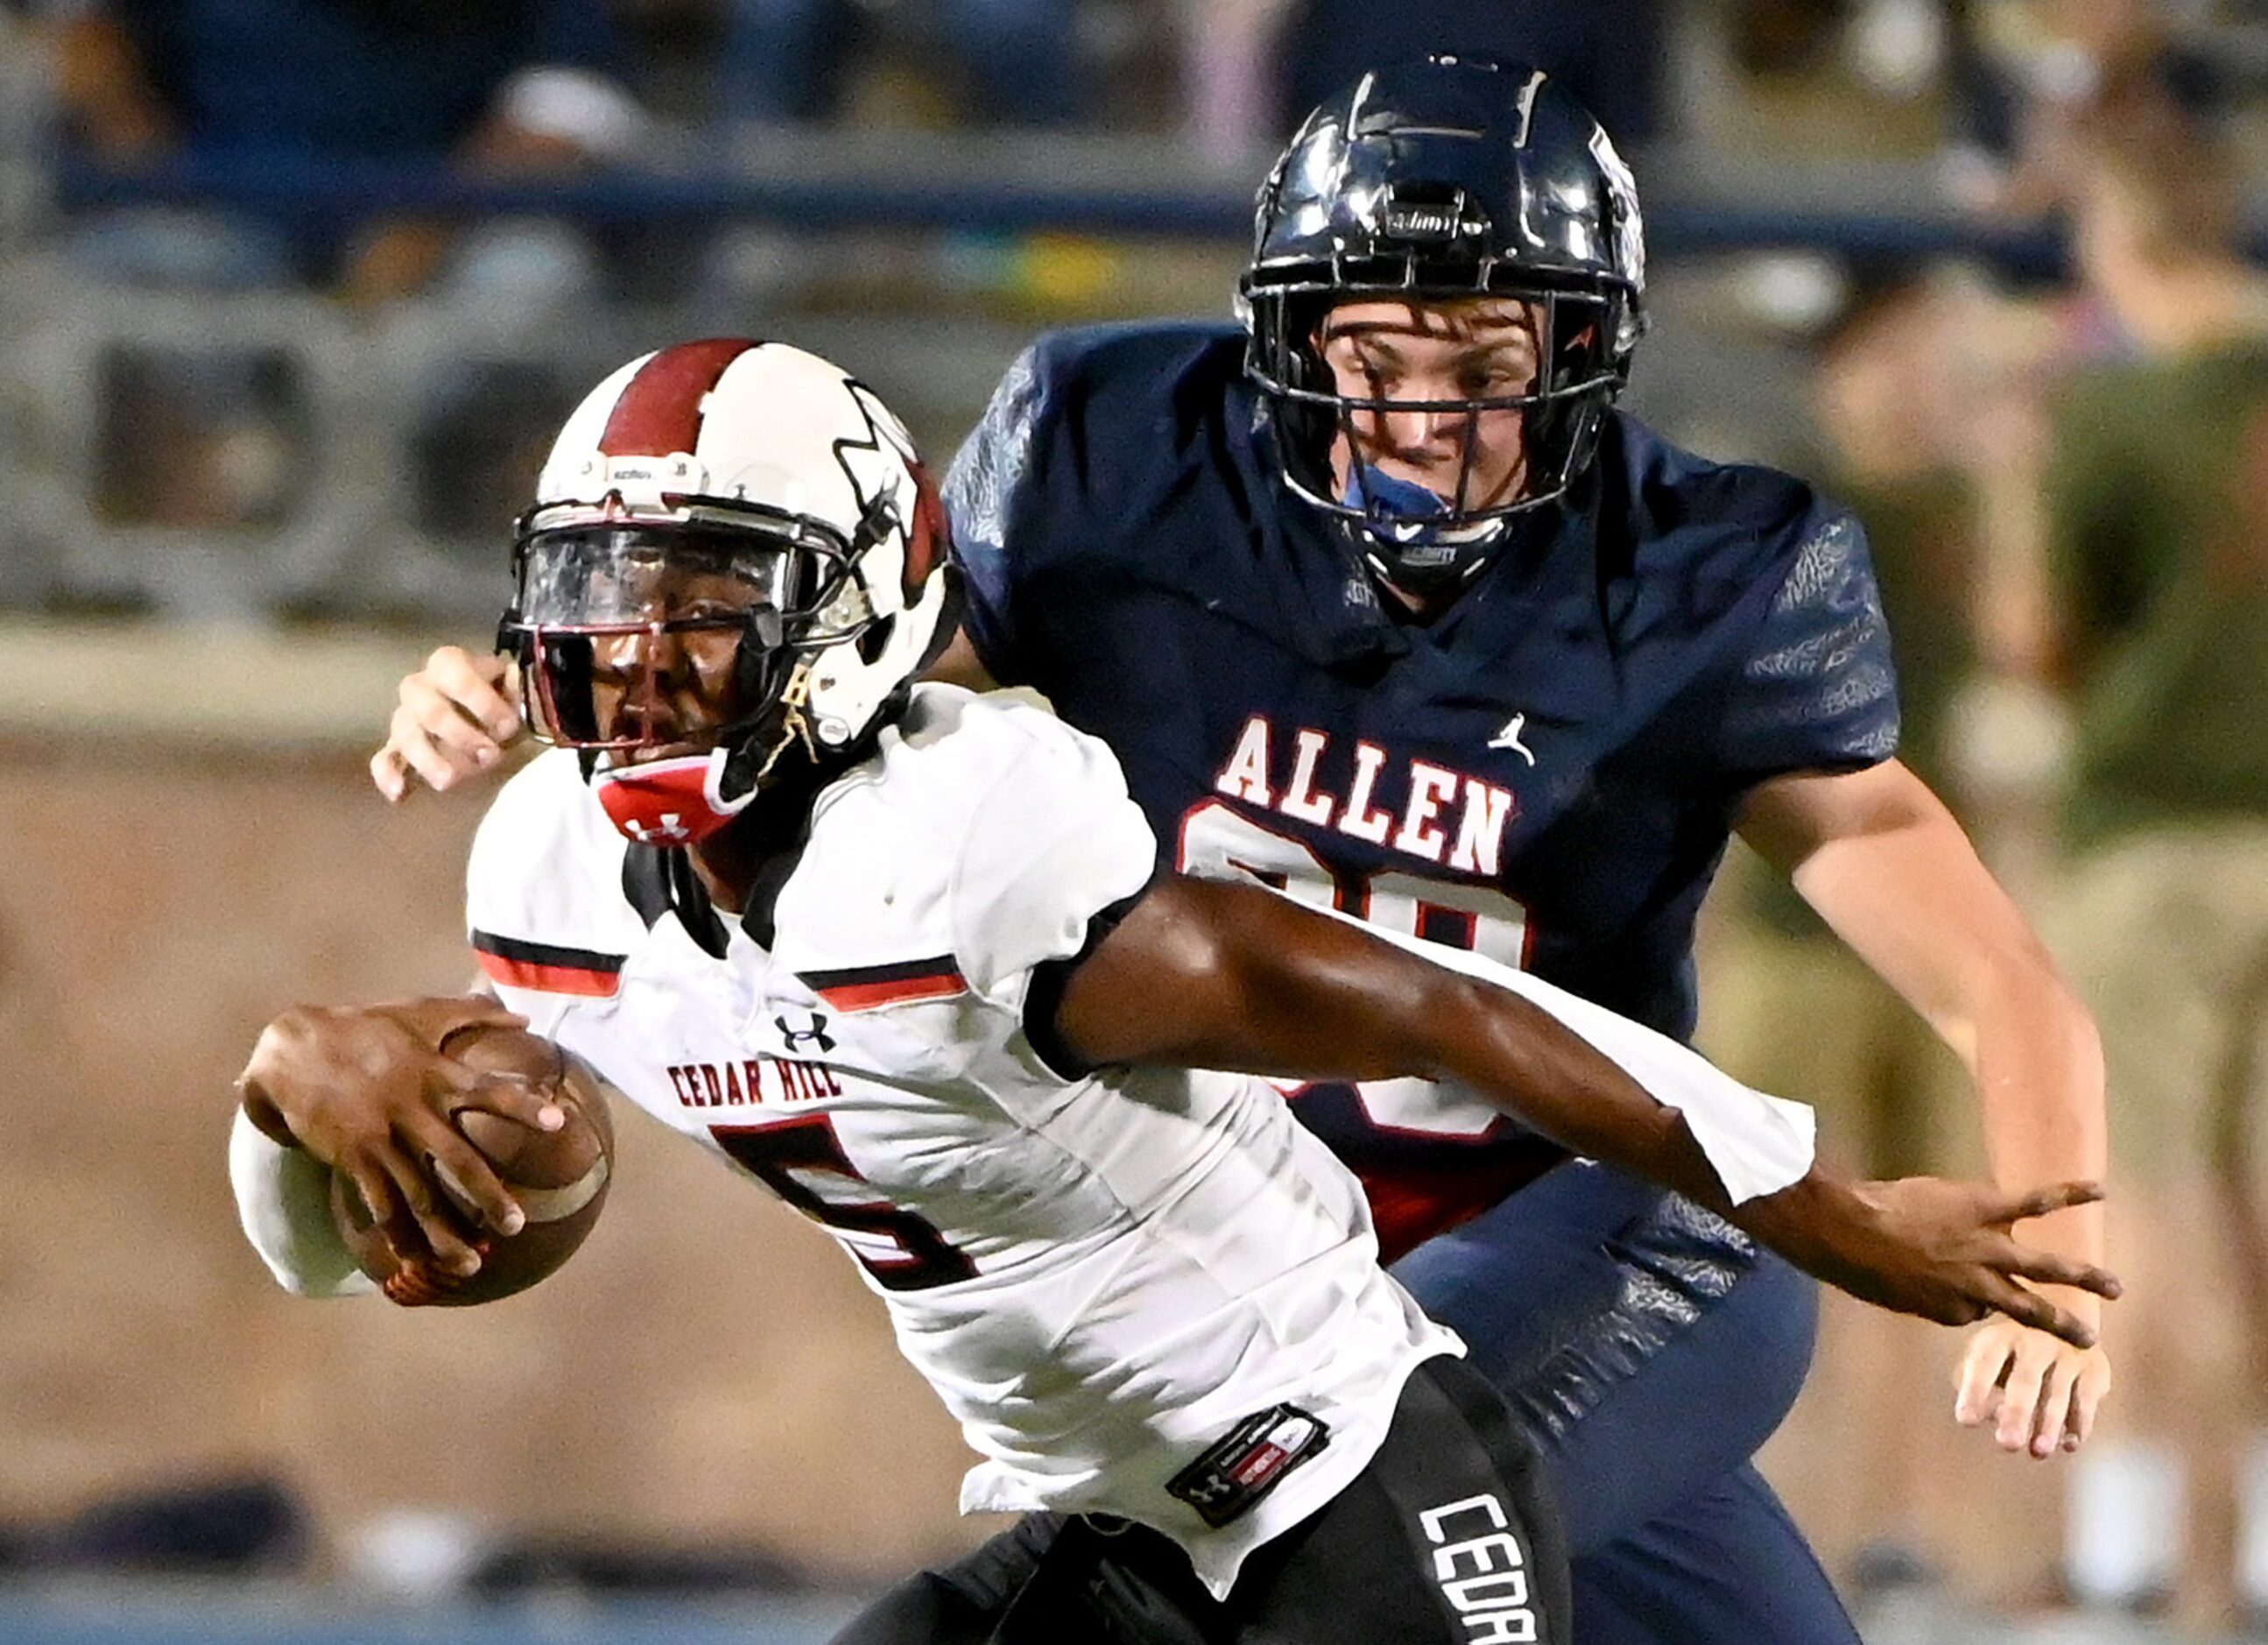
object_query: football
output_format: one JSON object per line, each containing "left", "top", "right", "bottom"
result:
{"left": 331, "top": 1023, "right": 616, "bottom": 1307}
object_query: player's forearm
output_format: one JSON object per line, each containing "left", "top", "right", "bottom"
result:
{"left": 1069, "top": 876, "right": 1817, "bottom": 1204}
{"left": 1415, "top": 977, "right": 1973, "bottom": 1305}
{"left": 1958, "top": 951, "right": 2108, "bottom": 1288}
{"left": 1766, "top": 765, "right": 2109, "bottom": 1271}
{"left": 228, "top": 1106, "right": 377, "bottom": 1298}
{"left": 1818, "top": 851, "right": 2105, "bottom": 1262}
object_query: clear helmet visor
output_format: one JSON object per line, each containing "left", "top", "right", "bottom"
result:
{"left": 502, "top": 517, "right": 879, "bottom": 758}
{"left": 507, "top": 524, "right": 805, "bottom": 755}
{"left": 515, "top": 525, "right": 801, "bottom": 627}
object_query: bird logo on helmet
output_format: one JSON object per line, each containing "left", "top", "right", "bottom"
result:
{"left": 497, "top": 339, "right": 959, "bottom": 845}
{"left": 1239, "top": 56, "right": 1649, "bottom": 594}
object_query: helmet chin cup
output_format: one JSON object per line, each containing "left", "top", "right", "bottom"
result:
{"left": 1342, "top": 462, "right": 1505, "bottom": 583}
{"left": 592, "top": 750, "right": 757, "bottom": 846}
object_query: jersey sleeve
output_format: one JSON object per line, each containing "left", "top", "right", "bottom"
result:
{"left": 942, "top": 342, "right": 1053, "bottom": 688}
{"left": 1715, "top": 502, "right": 1902, "bottom": 783}
{"left": 229, "top": 1107, "right": 376, "bottom": 1299}
{"left": 948, "top": 714, "right": 1159, "bottom": 1000}
{"left": 1342, "top": 918, "right": 1817, "bottom": 1204}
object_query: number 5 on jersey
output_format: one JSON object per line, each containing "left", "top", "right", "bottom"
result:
{"left": 712, "top": 1116, "right": 977, "bottom": 1291}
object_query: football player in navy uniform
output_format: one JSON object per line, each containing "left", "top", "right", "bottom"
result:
{"left": 371, "top": 60, "right": 2110, "bottom": 1641}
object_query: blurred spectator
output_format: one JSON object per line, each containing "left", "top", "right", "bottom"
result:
{"left": 2029, "top": 120, "right": 2268, "bottom": 1142}
{"left": 33, "top": 0, "right": 646, "bottom": 549}
{"left": 1702, "top": 264, "right": 2053, "bottom": 1581}
{"left": 1166, "top": 0, "right": 1669, "bottom": 163}
{"left": 1711, "top": 266, "right": 1997, "bottom": 1161}
{"left": 42, "top": 0, "right": 644, "bottom": 303}
{"left": 1943, "top": 0, "right": 2229, "bottom": 216}
{"left": 1723, "top": 0, "right": 1856, "bottom": 81}
{"left": 2001, "top": 101, "right": 2268, "bottom": 1618}
{"left": 0, "top": 1476, "right": 310, "bottom": 1576}
{"left": 714, "top": 0, "right": 1090, "bottom": 129}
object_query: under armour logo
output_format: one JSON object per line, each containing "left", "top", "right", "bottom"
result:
{"left": 626, "top": 813, "right": 690, "bottom": 844}
{"left": 775, "top": 1012, "right": 835, "bottom": 1054}
{"left": 1487, "top": 712, "right": 1537, "bottom": 766}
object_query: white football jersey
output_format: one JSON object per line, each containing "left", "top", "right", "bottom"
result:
{"left": 461, "top": 686, "right": 1460, "bottom": 1599}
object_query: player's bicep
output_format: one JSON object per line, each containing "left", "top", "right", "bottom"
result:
{"left": 1046, "top": 875, "right": 1452, "bottom": 1077}
{"left": 1735, "top": 757, "right": 1940, "bottom": 876}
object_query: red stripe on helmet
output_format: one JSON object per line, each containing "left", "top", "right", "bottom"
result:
{"left": 597, "top": 338, "right": 757, "bottom": 458}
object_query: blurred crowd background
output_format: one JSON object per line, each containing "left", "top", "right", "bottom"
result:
{"left": 4, "top": 1, "right": 2268, "bottom": 1641}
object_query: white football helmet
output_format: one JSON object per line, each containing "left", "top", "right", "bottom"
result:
{"left": 500, "top": 339, "right": 957, "bottom": 839}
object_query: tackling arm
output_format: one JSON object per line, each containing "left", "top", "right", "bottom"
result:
{"left": 1053, "top": 874, "right": 2117, "bottom": 1345}
{"left": 1736, "top": 759, "right": 2106, "bottom": 1257}
{"left": 1738, "top": 756, "right": 2112, "bottom": 1453}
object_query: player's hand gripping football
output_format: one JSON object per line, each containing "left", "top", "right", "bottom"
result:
{"left": 236, "top": 994, "right": 565, "bottom": 1276}
{"left": 1734, "top": 1175, "right": 2117, "bottom": 1349}
{"left": 371, "top": 646, "right": 524, "bottom": 801}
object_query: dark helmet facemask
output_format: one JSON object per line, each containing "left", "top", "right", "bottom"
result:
{"left": 1240, "top": 57, "right": 1647, "bottom": 595}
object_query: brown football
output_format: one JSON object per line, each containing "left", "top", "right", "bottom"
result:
{"left": 330, "top": 1023, "right": 616, "bottom": 1307}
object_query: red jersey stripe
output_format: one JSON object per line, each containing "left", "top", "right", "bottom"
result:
{"left": 475, "top": 949, "right": 623, "bottom": 999}
{"left": 814, "top": 969, "right": 968, "bottom": 1013}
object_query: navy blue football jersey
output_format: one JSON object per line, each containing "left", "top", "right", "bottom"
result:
{"left": 945, "top": 321, "right": 1898, "bottom": 1255}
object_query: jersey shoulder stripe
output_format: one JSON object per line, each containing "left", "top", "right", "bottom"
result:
{"left": 801, "top": 955, "right": 968, "bottom": 1013}
{"left": 472, "top": 930, "right": 627, "bottom": 998}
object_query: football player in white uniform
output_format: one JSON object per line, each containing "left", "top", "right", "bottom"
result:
{"left": 231, "top": 342, "right": 2116, "bottom": 1645}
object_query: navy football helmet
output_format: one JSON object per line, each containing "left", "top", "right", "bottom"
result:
{"left": 1241, "top": 56, "right": 1648, "bottom": 592}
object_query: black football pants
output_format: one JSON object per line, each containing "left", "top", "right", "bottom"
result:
{"left": 827, "top": 1353, "right": 1570, "bottom": 1645}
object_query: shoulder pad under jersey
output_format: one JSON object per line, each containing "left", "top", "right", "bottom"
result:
{"left": 466, "top": 750, "right": 646, "bottom": 1004}
{"left": 774, "top": 686, "right": 1158, "bottom": 1003}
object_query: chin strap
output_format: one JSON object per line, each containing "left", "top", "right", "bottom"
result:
{"left": 1347, "top": 463, "right": 1504, "bottom": 583}
{"left": 750, "top": 660, "right": 820, "bottom": 787}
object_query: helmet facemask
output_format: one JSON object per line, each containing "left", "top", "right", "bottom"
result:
{"left": 1247, "top": 278, "right": 1624, "bottom": 595}
{"left": 501, "top": 497, "right": 878, "bottom": 829}
{"left": 1238, "top": 58, "right": 1649, "bottom": 596}
{"left": 504, "top": 339, "right": 961, "bottom": 845}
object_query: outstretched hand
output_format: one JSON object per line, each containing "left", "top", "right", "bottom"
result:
{"left": 1739, "top": 1176, "right": 2119, "bottom": 1350}
{"left": 371, "top": 646, "right": 524, "bottom": 801}
{"left": 237, "top": 995, "right": 564, "bottom": 1276}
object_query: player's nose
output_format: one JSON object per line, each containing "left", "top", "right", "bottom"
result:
{"left": 598, "top": 623, "right": 688, "bottom": 672}
{"left": 595, "top": 626, "right": 697, "bottom": 713}
{"left": 1383, "top": 401, "right": 1462, "bottom": 458}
